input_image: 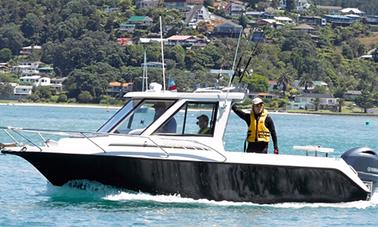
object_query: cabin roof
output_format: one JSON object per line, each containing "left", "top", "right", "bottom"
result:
{"left": 124, "top": 90, "right": 245, "bottom": 101}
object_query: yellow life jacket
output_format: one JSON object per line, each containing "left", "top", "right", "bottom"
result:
{"left": 199, "top": 127, "right": 210, "bottom": 134}
{"left": 247, "top": 109, "right": 270, "bottom": 143}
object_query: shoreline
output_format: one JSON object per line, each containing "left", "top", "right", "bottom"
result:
{"left": 0, "top": 102, "right": 121, "bottom": 109}
{"left": 239, "top": 107, "right": 378, "bottom": 117}
{"left": 2, "top": 102, "right": 377, "bottom": 117}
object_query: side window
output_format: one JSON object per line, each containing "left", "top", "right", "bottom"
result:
{"left": 114, "top": 100, "right": 175, "bottom": 135}
{"left": 154, "top": 102, "right": 217, "bottom": 136}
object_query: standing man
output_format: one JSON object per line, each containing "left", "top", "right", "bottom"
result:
{"left": 232, "top": 97, "right": 278, "bottom": 154}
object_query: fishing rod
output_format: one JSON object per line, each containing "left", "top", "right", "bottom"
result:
{"left": 232, "top": 30, "right": 265, "bottom": 84}
{"left": 237, "top": 34, "right": 263, "bottom": 83}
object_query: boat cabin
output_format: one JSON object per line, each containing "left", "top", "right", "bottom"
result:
{"left": 98, "top": 90, "right": 245, "bottom": 151}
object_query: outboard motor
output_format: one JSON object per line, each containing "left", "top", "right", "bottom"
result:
{"left": 342, "top": 147, "right": 378, "bottom": 192}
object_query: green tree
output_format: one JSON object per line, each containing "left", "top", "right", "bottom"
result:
{"left": 242, "top": 73, "right": 269, "bottom": 92}
{"left": 0, "top": 48, "right": 12, "bottom": 62}
{"left": 78, "top": 91, "right": 93, "bottom": 103}
{"left": 298, "top": 73, "right": 314, "bottom": 93}
{"left": 21, "top": 13, "right": 43, "bottom": 39}
{"left": 0, "top": 72, "right": 17, "bottom": 83}
{"left": 0, "top": 83, "right": 13, "bottom": 99}
{"left": 0, "top": 24, "right": 25, "bottom": 55}
{"left": 57, "top": 93, "right": 68, "bottom": 103}
{"left": 34, "top": 86, "right": 54, "bottom": 100}
{"left": 277, "top": 72, "right": 292, "bottom": 96}
{"left": 355, "top": 89, "right": 375, "bottom": 113}
{"left": 286, "top": 0, "right": 296, "bottom": 11}
{"left": 313, "top": 98, "right": 320, "bottom": 111}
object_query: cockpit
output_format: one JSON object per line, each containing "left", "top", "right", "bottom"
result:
{"left": 97, "top": 98, "right": 218, "bottom": 137}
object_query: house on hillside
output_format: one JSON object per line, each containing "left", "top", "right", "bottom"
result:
{"left": 20, "top": 75, "right": 51, "bottom": 87}
{"left": 279, "top": 0, "right": 310, "bottom": 11}
{"left": 298, "top": 16, "right": 326, "bottom": 26}
{"left": 248, "top": 92, "right": 278, "bottom": 100}
{"left": 117, "top": 37, "right": 134, "bottom": 46}
{"left": 274, "top": 16, "right": 294, "bottom": 25}
{"left": 316, "top": 5, "right": 342, "bottom": 14}
{"left": 50, "top": 77, "right": 66, "bottom": 92}
{"left": 135, "top": 0, "right": 159, "bottom": 9}
{"left": 364, "top": 15, "right": 378, "bottom": 25}
{"left": 185, "top": 5, "right": 211, "bottom": 28}
{"left": 225, "top": 0, "right": 246, "bottom": 17}
{"left": 166, "top": 35, "right": 209, "bottom": 47}
{"left": 20, "top": 45, "right": 42, "bottom": 55}
{"left": 292, "top": 24, "right": 315, "bottom": 33}
{"left": 293, "top": 93, "right": 339, "bottom": 111}
{"left": 107, "top": 82, "right": 133, "bottom": 97}
{"left": 323, "top": 15, "right": 356, "bottom": 26}
{"left": 127, "top": 16, "right": 153, "bottom": 28}
{"left": 186, "top": 0, "right": 204, "bottom": 5}
{"left": 0, "top": 63, "right": 10, "bottom": 73}
{"left": 119, "top": 16, "right": 153, "bottom": 32}
{"left": 11, "top": 62, "right": 40, "bottom": 75}
{"left": 344, "top": 90, "right": 362, "bottom": 101}
{"left": 340, "top": 8, "right": 365, "bottom": 15}
{"left": 212, "top": 21, "right": 243, "bottom": 37}
{"left": 251, "top": 30, "right": 265, "bottom": 42}
{"left": 292, "top": 80, "right": 328, "bottom": 92}
{"left": 14, "top": 85, "right": 33, "bottom": 97}
{"left": 256, "top": 19, "right": 284, "bottom": 29}
{"left": 164, "top": 0, "right": 188, "bottom": 11}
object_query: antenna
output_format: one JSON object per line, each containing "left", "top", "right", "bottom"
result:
{"left": 159, "top": 16, "right": 166, "bottom": 90}
{"left": 142, "top": 51, "right": 148, "bottom": 91}
{"left": 228, "top": 29, "right": 243, "bottom": 88}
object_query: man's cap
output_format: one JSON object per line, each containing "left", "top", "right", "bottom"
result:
{"left": 252, "top": 97, "right": 264, "bottom": 105}
{"left": 197, "top": 114, "right": 209, "bottom": 121}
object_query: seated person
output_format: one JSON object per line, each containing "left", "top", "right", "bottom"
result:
{"left": 197, "top": 114, "right": 211, "bottom": 135}
{"left": 154, "top": 102, "right": 176, "bottom": 133}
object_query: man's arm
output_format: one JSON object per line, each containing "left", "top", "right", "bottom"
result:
{"left": 232, "top": 104, "right": 250, "bottom": 125}
{"left": 265, "top": 116, "right": 278, "bottom": 149}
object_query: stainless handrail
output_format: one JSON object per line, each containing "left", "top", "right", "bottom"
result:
{"left": 1, "top": 126, "right": 225, "bottom": 161}
{"left": 1, "top": 126, "right": 108, "bottom": 153}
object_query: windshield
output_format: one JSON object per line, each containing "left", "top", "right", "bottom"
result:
{"left": 111, "top": 99, "right": 176, "bottom": 135}
{"left": 97, "top": 99, "right": 141, "bottom": 133}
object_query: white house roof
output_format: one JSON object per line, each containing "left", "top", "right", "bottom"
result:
{"left": 22, "top": 45, "right": 42, "bottom": 50}
{"left": 274, "top": 16, "right": 293, "bottom": 22}
{"left": 167, "top": 35, "right": 193, "bottom": 41}
{"left": 260, "top": 19, "right": 284, "bottom": 25}
{"left": 20, "top": 75, "right": 41, "bottom": 80}
{"left": 340, "top": 8, "right": 364, "bottom": 14}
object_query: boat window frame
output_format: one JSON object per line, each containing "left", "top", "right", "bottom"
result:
{"left": 97, "top": 98, "right": 142, "bottom": 133}
{"left": 109, "top": 98, "right": 178, "bottom": 134}
{"left": 153, "top": 101, "right": 218, "bottom": 137}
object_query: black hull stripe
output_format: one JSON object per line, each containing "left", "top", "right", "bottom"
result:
{"left": 3, "top": 151, "right": 369, "bottom": 204}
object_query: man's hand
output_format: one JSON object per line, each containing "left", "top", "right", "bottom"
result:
{"left": 274, "top": 148, "right": 279, "bottom": 155}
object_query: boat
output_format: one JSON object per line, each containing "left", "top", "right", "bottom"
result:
{"left": 1, "top": 88, "right": 378, "bottom": 204}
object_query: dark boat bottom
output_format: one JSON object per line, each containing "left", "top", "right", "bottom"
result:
{"left": 3, "top": 151, "right": 370, "bottom": 204}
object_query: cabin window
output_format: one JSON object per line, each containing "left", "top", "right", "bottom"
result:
{"left": 97, "top": 99, "right": 141, "bottom": 133}
{"left": 111, "top": 99, "right": 176, "bottom": 135}
{"left": 154, "top": 102, "right": 218, "bottom": 137}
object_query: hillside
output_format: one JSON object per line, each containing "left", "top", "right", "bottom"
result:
{"left": 0, "top": 0, "right": 376, "bottom": 110}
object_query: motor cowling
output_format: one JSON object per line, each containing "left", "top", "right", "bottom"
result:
{"left": 342, "top": 147, "right": 378, "bottom": 191}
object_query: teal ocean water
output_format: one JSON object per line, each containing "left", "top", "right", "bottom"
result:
{"left": 0, "top": 105, "right": 378, "bottom": 226}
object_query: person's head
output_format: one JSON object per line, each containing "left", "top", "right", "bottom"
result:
{"left": 196, "top": 114, "right": 209, "bottom": 129}
{"left": 252, "top": 97, "right": 264, "bottom": 114}
{"left": 153, "top": 102, "right": 168, "bottom": 118}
